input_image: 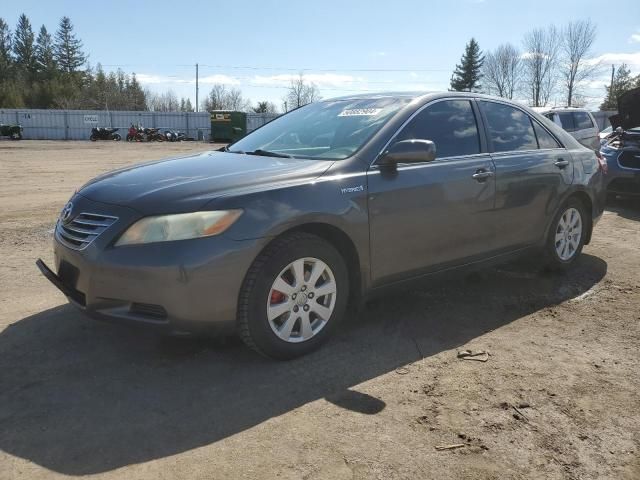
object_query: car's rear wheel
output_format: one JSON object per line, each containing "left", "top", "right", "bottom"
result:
{"left": 238, "top": 232, "right": 349, "bottom": 359}
{"left": 545, "top": 198, "right": 587, "bottom": 269}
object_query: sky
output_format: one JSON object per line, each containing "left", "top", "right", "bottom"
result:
{"left": 3, "top": 0, "right": 640, "bottom": 110}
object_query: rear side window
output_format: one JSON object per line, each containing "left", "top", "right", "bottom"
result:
{"left": 481, "top": 101, "right": 537, "bottom": 152}
{"left": 533, "top": 122, "right": 561, "bottom": 149}
{"left": 573, "top": 111, "right": 594, "bottom": 129}
{"left": 557, "top": 112, "right": 576, "bottom": 132}
{"left": 394, "top": 99, "right": 480, "bottom": 158}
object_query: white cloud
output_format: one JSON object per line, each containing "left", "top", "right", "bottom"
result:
{"left": 194, "top": 74, "right": 240, "bottom": 85}
{"left": 136, "top": 73, "right": 240, "bottom": 86}
{"left": 629, "top": 31, "right": 640, "bottom": 44}
{"left": 585, "top": 51, "right": 640, "bottom": 66}
{"left": 252, "top": 73, "right": 365, "bottom": 88}
{"left": 370, "top": 51, "right": 387, "bottom": 57}
{"left": 135, "top": 74, "right": 166, "bottom": 84}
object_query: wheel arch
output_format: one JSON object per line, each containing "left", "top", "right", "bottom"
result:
{"left": 256, "top": 222, "right": 364, "bottom": 308}
{"left": 568, "top": 190, "right": 594, "bottom": 245}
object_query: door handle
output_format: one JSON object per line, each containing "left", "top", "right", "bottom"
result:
{"left": 554, "top": 159, "right": 570, "bottom": 169}
{"left": 472, "top": 170, "right": 494, "bottom": 181}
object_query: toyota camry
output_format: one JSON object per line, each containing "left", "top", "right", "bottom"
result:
{"left": 37, "top": 92, "right": 606, "bottom": 359}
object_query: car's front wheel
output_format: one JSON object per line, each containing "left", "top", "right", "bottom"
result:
{"left": 546, "top": 198, "right": 587, "bottom": 269}
{"left": 238, "top": 233, "right": 349, "bottom": 359}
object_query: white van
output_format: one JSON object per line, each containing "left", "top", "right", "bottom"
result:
{"left": 534, "top": 107, "right": 600, "bottom": 151}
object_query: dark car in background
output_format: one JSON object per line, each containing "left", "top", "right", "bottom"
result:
{"left": 601, "top": 87, "right": 640, "bottom": 198}
{"left": 37, "top": 92, "right": 606, "bottom": 359}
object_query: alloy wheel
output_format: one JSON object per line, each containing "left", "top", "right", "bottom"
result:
{"left": 266, "top": 257, "right": 337, "bottom": 343}
{"left": 555, "top": 207, "right": 582, "bottom": 261}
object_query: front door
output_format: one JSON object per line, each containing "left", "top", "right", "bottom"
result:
{"left": 367, "top": 99, "right": 496, "bottom": 286}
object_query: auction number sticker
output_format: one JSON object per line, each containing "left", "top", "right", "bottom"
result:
{"left": 338, "top": 108, "right": 382, "bottom": 117}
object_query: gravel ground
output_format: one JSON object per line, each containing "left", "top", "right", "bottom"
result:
{"left": 1, "top": 140, "right": 639, "bottom": 480}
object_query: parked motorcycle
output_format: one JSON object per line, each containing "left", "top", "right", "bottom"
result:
{"left": 145, "top": 127, "right": 165, "bottom": 142}
{"left": 126, "top": 124, "right": 143, "bottom": 141}
{"left": 90, "top": 127, "right": 121, "bottom": 141}
{"left": 164, "top": 130, "right": 187, "bottom": 142}
{"left": 0, "top": 123, "right": 23, "bottom": 140}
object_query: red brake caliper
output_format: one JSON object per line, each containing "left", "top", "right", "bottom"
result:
{"left": 270, "top": 290, "right": 286, "bottom": 304}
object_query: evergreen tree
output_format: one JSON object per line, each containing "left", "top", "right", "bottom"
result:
{"left": 125, "top": 73, "right": 145, "bottom": 110}
{"left": 600, "top": 64, "right": 633, "bottom": 110}
{"left": 35, "top": 25, "right": 55, "bottom": 76}
{"left": 13, "top": 14, "right": 36, "bottom": 74}
{"left": 54, "top": 16, "right": 85, "bottom": 73}
{"left": 0, "top": 18, "right": 12, "bottom": 80}
{"left": 184, "top": 98, "right": 193, "bottom": 112}
{"left": 450, "top": 38, "right": 484, "bottom": 92}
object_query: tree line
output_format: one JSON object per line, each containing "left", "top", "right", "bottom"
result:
{"left": 449, "top": 19, "right": 640, "bottom": 110}
{"left": 0, "top": 13, "right": 288, "bottom": 113}
{"left": 4, "top": 14, "right": 637, "bottom": 114}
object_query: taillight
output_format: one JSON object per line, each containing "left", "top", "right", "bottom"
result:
{"left": 595, "top": 150, "right": 608, "bottom": 174}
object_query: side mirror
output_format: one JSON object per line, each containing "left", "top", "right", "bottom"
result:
{"left": 377, "top": 139, "right": 436, "bottom": 166}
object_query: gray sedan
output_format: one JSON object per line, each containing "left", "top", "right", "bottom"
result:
{"left": 38, "top": 92, "right": 606, "bottom": 359}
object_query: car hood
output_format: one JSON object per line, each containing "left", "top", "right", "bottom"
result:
{"left": 610, "top": 87, "right": 640, "bottom": 130}
{"left": 78, "top": 151, "right": 334, "bottom": 214}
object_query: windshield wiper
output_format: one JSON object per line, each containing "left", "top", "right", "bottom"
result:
{"left": 221, "top": 146, "right": 243, "bottom": 153}
{"left": 245, "top": 149, "right": 293, "bottom": 158}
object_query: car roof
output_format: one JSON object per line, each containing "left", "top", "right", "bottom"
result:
{"left": 324, "top": 91, "right": 535, "bottom": 104}
{"left": 533, "top": 106, "right": 592, "bottom": 113}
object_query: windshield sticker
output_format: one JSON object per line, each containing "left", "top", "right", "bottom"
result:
{"left": 338, "top": 108, "right": 382, "bottom": 117}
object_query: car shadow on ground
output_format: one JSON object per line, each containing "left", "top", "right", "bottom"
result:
{"left": 606, "top": 196, "right": 640, "bottom": 221}
{"left": 0, "top": 254, "right": 607, "bottom": 475}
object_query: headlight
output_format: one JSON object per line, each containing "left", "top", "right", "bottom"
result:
{"left": 115, "top": 210, "right": 242, "bottom": 246}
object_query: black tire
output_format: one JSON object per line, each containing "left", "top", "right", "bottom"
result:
{"left": 90, "top": 134, "right": 97, "bottom": 141}
{"left": 112, "top": 133, "right": 121, "bottom": 141}
{"left": 545, "top": 197, "right": 588, "bottom": 270}
{"left": 238, "top": 232, "right": 349, "bottom": 360}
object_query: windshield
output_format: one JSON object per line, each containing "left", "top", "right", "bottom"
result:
{"left": 228, "top": 97, "right": 411, "bottom": 160}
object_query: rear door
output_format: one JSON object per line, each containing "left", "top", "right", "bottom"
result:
{"left": 367, "top": 98, "right": 497, "bottom": 285}
{"left": 572, "top": 111, "right": 600, "bottom": 151}
{"left": 479, "top": 100, "right": 573, "bottom": 250}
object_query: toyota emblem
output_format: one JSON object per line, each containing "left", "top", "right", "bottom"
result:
{"left": 60, "top": 202, "right": 73, "bottom": 223}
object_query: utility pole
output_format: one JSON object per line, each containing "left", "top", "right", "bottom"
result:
{"left": 195, "top": 63, "right": 199, "bottom": 112}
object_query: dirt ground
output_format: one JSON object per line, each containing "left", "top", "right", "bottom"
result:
{"left": 1, "top": 140, "right": 639, "bottom": 480}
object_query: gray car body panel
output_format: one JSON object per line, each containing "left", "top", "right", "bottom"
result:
{"left": 47, "top": 92, "right": 605, "bottom": 334}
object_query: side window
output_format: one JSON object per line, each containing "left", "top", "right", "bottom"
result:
{"left": 533, "top": 122, "right": 561, "bottom": 149}
{"left": 395, "top": 99, "right": 480, "bottom": 158}
{"left": 557, "top": 112, "right": 576, "bottom": 132}
{"left": 573, "top": 111, "right": 594, "bottom": 130}
{"left": 481, "top": 101, "right": 537, "bottom": 152}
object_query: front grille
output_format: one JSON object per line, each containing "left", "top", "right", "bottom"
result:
{"left": 56, "top": 212, "right": 118, "bottom": 250}
{"left": 618, "top": 151, "right": 640, "bottom": 170}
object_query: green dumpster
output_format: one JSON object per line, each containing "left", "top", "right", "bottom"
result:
{"left": 210, "top": 111, "right": 247, "bottom": 142}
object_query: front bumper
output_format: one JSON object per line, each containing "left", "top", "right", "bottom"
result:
{"left": 605, "top": 150, "right": 640, "bottom": 196}
{"left": 40, "top": 195, "right": 265, "bottom": 335}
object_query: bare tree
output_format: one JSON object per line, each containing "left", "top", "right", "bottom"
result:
{"left": 560, "top": 20, "right": 598, "bottom": 107}
{"left": 202, "top": 84, "right": 228, "bottom": 111}
{"left": 146, "top": 89, "right": 179, "bottom": 112}
{"left": 226, "top": 87, "right": 250, "bottom": 111}
{"left": 286, "top": 73, "right": 321, "bottom": 109}
{"left": 522, "top": 26, "right": 560, "bottom": 107}
{"left": 201, "top": 84, "right": 250, "bottom": 111}
{"left": 253, "top": 100, "right": 278, "bottom": 113}
{"left": 482, "top": 43, "right": 521, "bottom": 99}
